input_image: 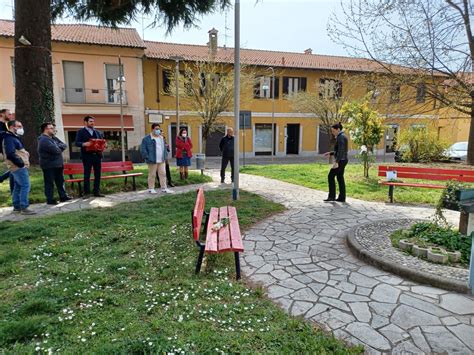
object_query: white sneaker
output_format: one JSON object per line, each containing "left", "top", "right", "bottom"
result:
{"left": 149, "top": 189, "right": 157, "bottom": 194}
{"left": 162, "top": 188, "right": 175, "bottom": 194}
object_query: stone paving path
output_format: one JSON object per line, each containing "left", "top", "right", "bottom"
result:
{"left": 1, "top": 171, "right": 473, "bottom": 353}
{"left": 228, "top": 173, "right": 474, "bottom": 354}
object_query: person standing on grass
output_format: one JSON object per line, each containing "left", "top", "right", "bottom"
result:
{"left": 175, "top": 127, "right": 192, "bottom": 180}
{"left": 38, "top": 122, "right": 72, "bottom": 205}
{"left": 323, "top": 122, "right": 348, "bottom": 203}
{"left": 0, "top": 109, "right": 15, "bottom": 192}
{"left": 219, "top": 128, "right": 234, "bottom": 184}
{"left": 75, "top": 116, "right": 105, "bottom": 199}
{"left": 140, "top": 123, "right": 174, "bottom": 194}
{"left": 2, "top": 120, "right": 36, "bottom": 215}
{"left": 159, "top": 135, "right": 175, "bottom": 188}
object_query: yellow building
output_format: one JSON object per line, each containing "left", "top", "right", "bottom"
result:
{"left": 143, "top": 30, "right": 470, "bottom": 157}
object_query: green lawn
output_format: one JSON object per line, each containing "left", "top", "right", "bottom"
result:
{"left": 241, "top": 163, "right": 462, "bottom": 205}
{"left": 0, "top": 164, "right": 211, "bottom": 207}
{"left": 0, "top": 189, "right": 360, "bottom": 354}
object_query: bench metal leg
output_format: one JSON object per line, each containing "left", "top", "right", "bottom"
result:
{"left": 195, "top": 245, "right": 205, "bottom": 274}
{"left": 124, "top": 176, "right": 128, "bottom": 186}
{"left": 234, "top": 252, "right": 241, "bottom": 280}
{"left": 388, "top": 185, "right": 394, "bottom": 203}
{"left": 78, "top": 182, "right": 83, "bottom": 197}
{"left": 132, "top": 176, "right": 136, "bottom": 191}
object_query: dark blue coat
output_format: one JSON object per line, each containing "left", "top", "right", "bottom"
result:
{"left": 38, "top": 134, "right": 67, "bottom": 169}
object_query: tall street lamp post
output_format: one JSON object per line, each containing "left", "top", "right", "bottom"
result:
{"left": 170, "top": 56, "right": 184, "bottom": 134}
{"left": 233, "top": 0, "right": 240, "bottom": 200}
{"left": 118, "top": 56, "right": 126, "bottom": 162}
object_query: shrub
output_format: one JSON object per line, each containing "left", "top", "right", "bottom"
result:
{"left": 398, "top": 127, "right": 448, "bottom": 163}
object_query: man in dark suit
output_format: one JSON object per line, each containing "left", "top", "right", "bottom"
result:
{"left": 75, "top": 116, "right": 105, "bottom": 198}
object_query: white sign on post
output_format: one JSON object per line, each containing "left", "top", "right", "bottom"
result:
{"left": 386, "top": 170, "right": 397, "bottom": 181}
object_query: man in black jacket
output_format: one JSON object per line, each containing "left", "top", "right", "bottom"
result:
{"left": 38, "top": 122, "right": 72, "bottom": 205}
{"left": 219, "top": 128, "right": 235, "bottom": 184}
{"left": 75, "top": 116, "right": 105, "bottom": 198}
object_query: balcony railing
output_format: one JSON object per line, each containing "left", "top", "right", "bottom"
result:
{"left": 62, "top": 88, "right": 128, "bottom": 105}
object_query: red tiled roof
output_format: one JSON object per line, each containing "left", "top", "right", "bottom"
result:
{"left": 144, "top": 40, "right": 399, "bottom": 73}
{"left": 0, "top": 19, "right": 145, "bottom": 48}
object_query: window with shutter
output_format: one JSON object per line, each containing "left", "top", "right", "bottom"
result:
{"left": 162, "top": 69, "right": 172, "bottom": 94}
{"left": 319, "top": 78, "right": 342, "bottom": 99}
{"left": 283, "top": 76, "right": 307, "bottom": 96}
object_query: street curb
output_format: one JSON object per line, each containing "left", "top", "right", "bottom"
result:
{"left": 346, "top": 222, "right": 470, "bottom": 294}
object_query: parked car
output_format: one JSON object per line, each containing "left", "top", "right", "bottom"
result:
{"left": 445, "top": 141, "right": 468, "bottom": 161}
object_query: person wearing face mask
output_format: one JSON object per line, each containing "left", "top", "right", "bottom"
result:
{"left": 2, "top": 120, "right": 36, "bottom": 215}
{"left": 0, "top": 108, "right": 15, "bottom": 192}
{"left": 38, "top": 122, "right": 72, "bottom": 205}
{"left": 140, "top": 123, "right": 174, "bottom": 194}
{"left": 175, "top": 128, "right": 193, "bottom": 180}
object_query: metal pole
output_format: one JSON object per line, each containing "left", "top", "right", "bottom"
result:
{"left": 383, "top": 127, "right": 387, "bottom": 163}
{"left": 175, "top": 58, "right": 180, "bottom": 133}
{"left": 233, "top": 0, "right": 240, "bottom": 200}
{"left": 270, "top": 67, "right": 275, "bottom": 161}
{"left": 119, "top": 56, "right": 125, "bottom": 162}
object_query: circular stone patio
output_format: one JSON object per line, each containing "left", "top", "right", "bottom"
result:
{"left": 347, "top": 219, "right": 469, "bottom": 293}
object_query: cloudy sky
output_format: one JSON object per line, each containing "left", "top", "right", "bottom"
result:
{"left": 0, "top": 0, "right": 348, "bottom": 56}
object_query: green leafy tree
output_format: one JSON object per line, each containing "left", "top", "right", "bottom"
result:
{"left": 341, "top": 96, "right": 383, "bottom": 178}
{"left": 15, "top": 0, "right": 231, "bottom": 162}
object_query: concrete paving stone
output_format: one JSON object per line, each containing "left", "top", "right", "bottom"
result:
{"left": 439, "top": 294, "right": 474, "bottom": 315}
{"left": 355, "top": 286, "right": 372, "bottom": 296}
{"left": 270, "top": 269, "right": 292, "bottom": 281}
{"left": 293, "top": 274, "right": 313, "bottom": 284}
{"left": 291, "top": 257, "right": 313, "bottom": 265}
{"left": 374, "top": 275, "right": 404, "bottom": 285}
{"left": 250, "top": 274, "right": 277, "bottom": 287}
{"left": 319, "top": 296, "right": 351, "bottom": 312}
{"left": 334, "top": 281, "right": 356, "bottom": 294}
{"left": 255, "top": 241, "right": 274, "bottom": 250}
{"left": 307, "top": 270, "right": 329, "bottom": 283}
{"left": 278, "top": 251, "right": 309, "bottom": 260}
{"left": 391, "top": 341, "right": 422, "bottom": 354}
{"left": 278, "top": 260, "right": 293, "bottom": 267}
{"left": 327, "top": 280, "right": 338, "bottom": 286}
{"left": 442, "top": 316, "right": 461, "bottom": 326}
{"left": 411, "top": 285, "right": 448, "bottom": 296}
{"left": 345, "top": 322, "right": 391, "bottom": 351}
{"left": 340, "top": 293, "right": 371, "bottom": 303}
{"left": 306, "top": 303, "right": 331, "bottom": 318}
{"left": 349, "top": 272, "right": 380, "bottom": 288}
{"left": 319, "top": 286, "right": 342, "bottom": 298}
{"left": 370, "top": 284, "right": 401, "bottom": 304}
{"left": 391, "top": 305, "right": 442, "bottom": 329}
{"left": 255, "top": 264, "right": 274, "bottom": 274}
{"left": 408, "top": 327, "right": 431, "bottom": 354}
{"left": 349, "top": 302, "right": 372, "bottom": 323}
{"left": 295, "top": 264, "right": 324, "bottom": 273}
{"left": 312, "top": 309, "right": 356, "bottom": 330}
{"left": 284, "top": 266, "right": 303, "bottom": 276}
{"left": 277, "top": 278, "right": 306, "bottom": 290}
{"left": 329, "top": 274, "right": 347, "bottom": 282}
{"left": 308, "top": 282, "right": 326, "bottom": 295}
{"left": 291, "top": 287, "right": 319, "bottom": 301}
{"left": 263, "top": 255, "right": 279, "bottom": 263}
{"left": 379, "top": 324, "right": 409, "bottom": 344}
{"left": 369, "top": 302, "right": 397, "bottom": 318}
{"left": 290, "top": 301, "right": 314, "bottom": 317}
{"left": 400, "top": 294, "right": 451, "bottom": 317}
{"left": 422, "top": 325, "right": 471, "bottom": 354}
{"left": 275, "top": 297, "right": 293, "bottom": 313}
{"left": 450, "top": 324, "right": 474, "bottom": 350}
{"left": 371, "top": 315, "right": 389, "bottom": 329}
{"left": 267, "top": 285, "right": 293, "bottom": 298}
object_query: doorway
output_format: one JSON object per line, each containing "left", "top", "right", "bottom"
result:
{"left": 205, "top": 126, "right": 226, "bottom": 156}
{"left": 286, "top": 124, "right": 300, "bottom": 154}
{"left": 385, "top": 124, "right": 399, "bottom": 153}
{"left": 318, "top": 125, "right": 331, "bottom": 154}
{"left": 255, "top": 123, "right": 276, "bottom": 155}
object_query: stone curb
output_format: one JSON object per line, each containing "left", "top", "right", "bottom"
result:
{"left": 346, "top": 221, "right": 470, "bottom": 294}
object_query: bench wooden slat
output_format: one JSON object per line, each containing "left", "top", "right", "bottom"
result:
{"left": 217, "top": 207, "right": 232, "bottom": 252}
{"left": 193, "top": 188, "right": 205, "bottom": 241}
{"left": 379, "top": 171, "right": 474, "bottom": 182}
{"left": 228, "top": 206, "right": 244, "bottom": 252}
{"left": 205, "top": 207, "right": 219, "bottom": 253}
{"left": 378, "top": 165, "right": 474, "bottom": 176}
{"left": 380, "top": 181, "right": 445, "bottom": 189}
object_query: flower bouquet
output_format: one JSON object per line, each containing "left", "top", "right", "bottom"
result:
{"left": 211, "top": 217, "right": 230, "bottom": 231}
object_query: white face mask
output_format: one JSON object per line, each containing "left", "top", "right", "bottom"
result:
{"left": 16, "top": 128, "right": 24, "bottom": 136}
{"left": 182, "top": 133, "right": 187, "bottom": 138}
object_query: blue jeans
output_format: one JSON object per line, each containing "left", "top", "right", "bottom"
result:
{"left": 11, "top": 168, "right": 30, "bottom": 210}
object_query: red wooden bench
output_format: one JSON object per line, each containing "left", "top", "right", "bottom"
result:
{"left": 64, "top": 161, "right": 143, "bottom": 196}
{"left": 192, "top": 187, "right": 244, "bottom": 279}
{"left": 378, "top": 165, "right": 474, "bottom": 203}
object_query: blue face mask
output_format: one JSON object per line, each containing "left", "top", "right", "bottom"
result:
{"left": 154, "top": 129, "right": 161, "bottom": 135}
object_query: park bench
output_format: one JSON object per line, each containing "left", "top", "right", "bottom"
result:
{"left": 64, "top": 161, "right": 143, "bottom": 196}
{"left": 378, "top": 165, "right": 474, "bottom": 203}
{"left": 192, "top": 187, "right": 244, "bottom": 280}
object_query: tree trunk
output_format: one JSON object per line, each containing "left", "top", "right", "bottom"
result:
{"left": 15, "top": 0, "right": 53, "bottom": 164}
{"left": 468, "top": 94, "right": 474, "bottom": 165}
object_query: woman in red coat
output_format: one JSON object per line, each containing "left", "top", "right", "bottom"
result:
{"left": 175, "top": 128, "right": 193, "bottom": 180}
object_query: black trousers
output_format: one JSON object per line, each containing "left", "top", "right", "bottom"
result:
{"left": 42, "top": 167, "right": 68, "bottom": 202}
{"left": 328, "top": 160, "right": 348, "bottom": 200}
{"left": 82, "top": 154, "right": 102, "bottom": 195}
{"left": 220, "top": 156, "right": 234, "bottom": 182}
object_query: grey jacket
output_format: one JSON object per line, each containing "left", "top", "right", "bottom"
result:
{"left": 38, "top": 134, "right": 67, "bottom": 169}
